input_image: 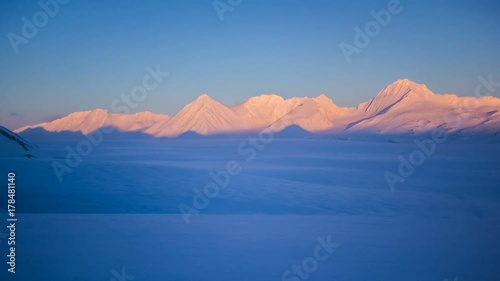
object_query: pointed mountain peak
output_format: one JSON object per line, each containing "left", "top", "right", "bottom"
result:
{"left": 313, "top": 94, "right": 339, "bottom": 108}
{"left": 378, "top": 79, "right": 433, "bottom": 98}
{"left": 314, "top": 94, "right": 332, "bottom": 103}
{"left": 392, "top": 78, "right": 418, "bottom": 85}
{"left": 178, "top": 94, "right": 228, "bottom": 115}
{"left": 181, "top": 94, "right": 222, "bottom": 111}
{"left": 360, "top": 79, "right": 435, "bottom": 114}
{"left": 390, "top": 78, "right": 429, "bottom": 90}
{"left": 194, "top": 94, "right": 216, "bottom": 103}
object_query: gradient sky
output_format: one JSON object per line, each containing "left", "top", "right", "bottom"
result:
{"left": 1, "top": 0, "right": 499, "bottom": 130}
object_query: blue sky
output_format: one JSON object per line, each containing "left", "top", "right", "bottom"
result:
{"left": 1, "top": 0, "right": 499, "bottom": 130}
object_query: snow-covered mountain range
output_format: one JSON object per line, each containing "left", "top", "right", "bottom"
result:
{"left": 0, "top": 126, "right": 38, "bottom": 157}
{"left": 13, "top": 79, "right": 500, "bottom": 138}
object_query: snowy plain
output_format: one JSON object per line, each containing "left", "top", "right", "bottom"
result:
{"left": 1, "top": 136, "right": 500, "bottom": 281}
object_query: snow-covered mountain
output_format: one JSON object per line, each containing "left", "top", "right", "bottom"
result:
{"left": 341, "top": 79, "right": 500, "bottom": 135}
{"left": 14, "top": 79, "right": 500, "bottom": 138}
{"left": 15, "top": 110, "right": 170, "bottom": 134}
{"left": 0, "top": 126, "right": 38, "bottom": 158}
{"left": 146, "top": 94, "right": 241, "bottom": 136}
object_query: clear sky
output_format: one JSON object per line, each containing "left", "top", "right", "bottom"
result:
{"left": 1, "top": 0, "right": 499, "bottom": 130}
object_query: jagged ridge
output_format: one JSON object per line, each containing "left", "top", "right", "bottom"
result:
{"left": 13, "top": 79, "right": 500, "bottom": 138}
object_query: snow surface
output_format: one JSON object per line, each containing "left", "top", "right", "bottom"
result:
{"left": 1, "top": 137, "right": 500, "bottom": 280}
{"left": 15, "top": 79, "right": 500, "bottom": 139}
{"left": 14, "top": 213, "right": 499, "bottom": 281}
